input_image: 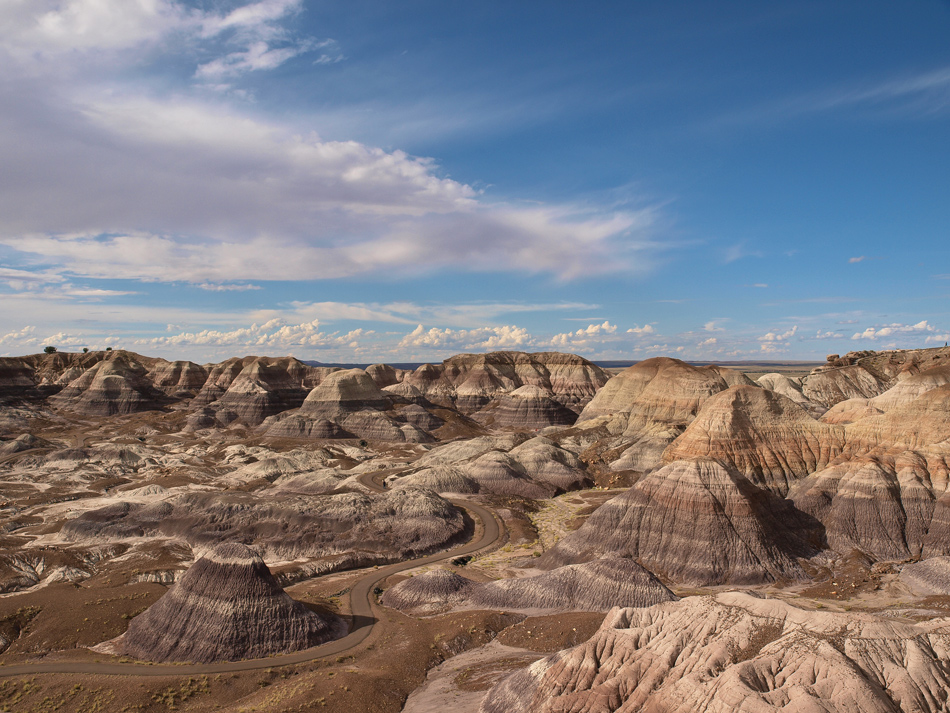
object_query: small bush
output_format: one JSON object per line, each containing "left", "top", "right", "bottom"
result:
{"left": 43, "top": 345, "right": 57, "bottom": 354}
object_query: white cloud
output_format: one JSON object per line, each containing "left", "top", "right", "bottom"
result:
{"left": 0, "top": 326, "right": 38, "bottom": 346}
{"left": 626, "top": 324, "right": 655, "bottom": 335}
{"left": 851, "top": 321, "right": 935, "bottom": 340}
{"left": 137, "top": 318, "right": 370, "bottom": 351}
{"left": 698, "top": 337, "right": 717, "bottom": 347}
{"left": 758, "top": 325, "right": 798, "bottom": 343}
{"left": 193, "top": 283, "right": 261, "bottom": 292}
{"left": 812, "top": 329, "right": 844, "bottom": 340}
{"left": 849, "top": 256, "right": 866, "bottom": 263}
{"left": 704, "top": 320, "right": 726, "bottom": 332}
{"left": 398, "top": 324, "right": 533, "bottom": 351}
{"left": 926, "top": 334, "right": 950, "bottom": 344}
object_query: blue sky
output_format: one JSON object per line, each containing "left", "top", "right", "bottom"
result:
{"left": 0, "top": 0, "right": 948, "bottom": 362}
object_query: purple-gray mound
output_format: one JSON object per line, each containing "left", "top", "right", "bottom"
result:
{"left": 119, "top": 543, "right": 340, "bottom": 663}
{"left": 382, "top": 558, "right": 676, "bottom": 615}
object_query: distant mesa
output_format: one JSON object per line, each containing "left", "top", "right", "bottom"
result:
{"left": 116, "top": 543, "right": 343, "bottom": 663}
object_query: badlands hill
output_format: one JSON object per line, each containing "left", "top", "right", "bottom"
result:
{"left": 0, "top": 349, "right": 609, "bottom": 440}
{"left": 3, "top": 345, "right": 950, "bottom": 713}
{"left": 117, "top": 543, "right": 341, "bottom": 663}
{"left": 480, "top": 592, "right": 950, "bottom": 713}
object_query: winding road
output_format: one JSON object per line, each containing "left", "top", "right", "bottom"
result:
{"left": 0, "top": 498, "right": 502, "bottom": 678}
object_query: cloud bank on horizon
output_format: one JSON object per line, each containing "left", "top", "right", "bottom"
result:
{"left": 0, "top": 0, "right": 948, "bottom": 363}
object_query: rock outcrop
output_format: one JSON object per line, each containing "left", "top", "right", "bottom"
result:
{"left": 118, "top": 543, "right": 340, "bottom": 663}
{"left": 540, "top": 459, "right": 819, "bottom": 585}
{"left": 50, "top": 354, "right": 166, "bottom": 416}
{"left": 662, "top": 384, "right": 845, "bottom": 495}
{"left": 573, "top": 357, "right": 747, "bottom": 473}
{"left": 480, "top": 592, "right": 950, "bottom": 713}
{"left": 473, "top": 385, "right": 578, "bottom": 429}
{"left": 901, "top": 556, "right": 950, "bottom": 595}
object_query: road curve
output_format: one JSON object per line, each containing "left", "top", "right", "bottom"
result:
{"left": 0, "top": 500, "right": 502, "bottom": 678}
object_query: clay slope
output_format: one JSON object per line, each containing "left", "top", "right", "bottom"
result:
{"left": 49, "top": 353, "right": 167, "bottom": 416}
{"left": 663, "top": 384, "right": 845, "bottom": 495}
{"left": 540, "top": 459, "right": 819, "bottom": 585}
{"left": 63, "top": 486, "right": 466, "bottom": 564}
{"left": 382, "top": 559, "right": 676, "bottom": 615}
{"left": 473, "top": 384, "right": 577, "bottom": 429}
{"left": 789, "top": 453, "right": 939, "bottom": 561}
{"left": 263, "top": 368, "right": 436, "bottom": 442}
{"left": 118, "top": 543, "right": 340, "bottom": 663}
{"left": 574, "top": 357, "right": 750, "bottom": 473}
{"left": 389, "top": 435, "right": 589, "bottom": 497}
{"left": 480, "top": 592, "right": 950, "bottom": 713}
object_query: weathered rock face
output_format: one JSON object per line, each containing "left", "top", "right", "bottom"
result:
{"left": 790, "top": 453, "right": 938, "bottom": 561}
{"left": 147, "top": 360, "right": 208, "bottom": 398}
{"left": 756, "top": 372, "right": 826, "bottom": 417}
{"left": 480, "top": 592, "right": 950, "bottom": 713}
{"left": 0, "top": 357, "right": 38, "bottom": 396}
{"left": 49, "top": 354, "right": 165, "bottom": 416}
{"left": 541, "top": 460, "right": 819, "bottom": 585}
{"left": 406, "top": 351, "right": 610, "bottom": 415}
{"left": 575, "top": 357, "right": 743, "bottom": 473}
{"left": 473, "top": 385, "right": 578, "bottom": 430}
{"left": 383, "top": 559, "right": 676, "bottom": 615}
{"left": 662, "top": 385, "right": 845, "bottom": 496}
{"left": 365, "top": 363, "right": 402, "bottom": 388}
{"left": 389, "top": 465, "right": 481, "bottom": 495}
{"left": 901, "top": 556, "right": 950, "bottom": 595}
{"left": 262, "top": 369, "right": 437, "bottom": 442}
{"left": 211, "top": 357, "right": 317, "bottom": 425}
{"left": 801, "top": 363, "right": 892, "bottom": 408}
{"left": 844, "top": 385, "right": 950, "bottom": 455}
{"left": 119, "top": 543, "right": 340, "bottom": 663}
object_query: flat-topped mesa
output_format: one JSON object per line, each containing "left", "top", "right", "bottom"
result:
{"left": 49, "top": 353, "right": 166, "bottom": 416}
{"left": 480, "top": 592, "right": 950, "bottom": 713}
{"left": 118, "top": 542, "right": 340, "bottom": 663}
{"left": 574, "top": 357, "right": 749, "bottom": 473}
{"left": 539, "top": 459, "right": 819, "bottom": 586}
{"left": 663, "top": 384, "right": 845, "bottom": 496}
{"left": 382, "top": 558, "right": 676, "bottom": 615}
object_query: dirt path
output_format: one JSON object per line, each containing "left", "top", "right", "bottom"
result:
{"left": 0, "top": 499, "right": 503, "bottom": 678}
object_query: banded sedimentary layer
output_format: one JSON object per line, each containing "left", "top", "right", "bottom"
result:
{"left": 119, "top": 543, "right": 340, "bottom": 663}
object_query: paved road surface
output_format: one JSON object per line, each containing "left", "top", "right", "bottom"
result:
{"left": 0, "top": 500, "right": 502, "bottom": 678}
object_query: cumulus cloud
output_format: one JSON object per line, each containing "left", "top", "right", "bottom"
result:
{"left": 758, "top": 325, "right": 798, "bottom": 343}
{"left": 626, "top": 324, "right": 655, "bottom": 335}
{"left": 852, "top": 321, "right": 935, "bottom": 340}
{"left": 0, "top": 1, "right": 660, "bottom": 287}
{"left": 398, "top": 324, "right": 532, "bottom": 351}
{"left": 698, "top": 337, "right": 717, "bottom": 347}
{"left": 704, "top": 320, "right": 726, "bottom": 332}
{"left": 138, "top": 319, "right": 370, "bottom": 350}
{"left": 0, "top": 326, "right": 38, "bottom": 346}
